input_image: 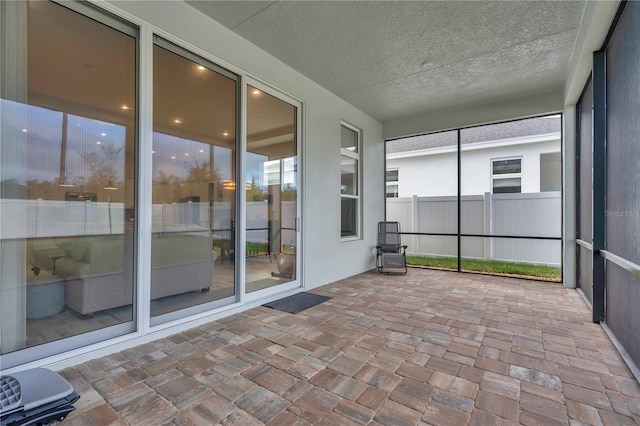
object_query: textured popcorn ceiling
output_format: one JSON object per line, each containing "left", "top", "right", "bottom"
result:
{"left": 187, "top": 1, "right": 586, "bottom": 122}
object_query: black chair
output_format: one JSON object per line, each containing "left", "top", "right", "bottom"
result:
{"left": 376, "top": 221, "right": 407, "bottom": 274}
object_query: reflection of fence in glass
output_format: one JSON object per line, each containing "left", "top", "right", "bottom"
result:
{"left": 1, "top": 199, "right": 125, "bottom": 238}
{"left": 149, "top": 200, "right": 296, "bottom": 245}
{"left": 5, "top": 198, "right": 297, "bottom": 242}
{"left": 387, "top": 191, "right": 561, "bottom": 266}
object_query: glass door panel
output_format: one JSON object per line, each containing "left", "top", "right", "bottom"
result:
{"left": 245, "top": 86, "right": 298, "bottom": 293}
{"left": 151, "top": 40, "right": 238, "bottom": 321}
{"left": 0, "top": 0, "right": 137, "bottom": 366}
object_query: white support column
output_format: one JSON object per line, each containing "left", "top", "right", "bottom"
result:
{"left": 411, "top": 195, "right": 419, "bottom": 255}
{"left": 483, "top": 192, "right": 492, "bottom": 260}
{"left": 563, "top": 106, "right": 577, "bottom": 288}
{"left": 136, "top": 24, "right": 154, "bottom": 334}
{"left": 237, "top": 78, "right": 247, "bottom": 303}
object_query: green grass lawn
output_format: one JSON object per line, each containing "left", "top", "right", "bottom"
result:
{"left": 406, "top": 255, "right": 561, "bottom": 281}
{"left": 245, "top": 242, "right": 296, "bottom": 255}
{"left": 246, "top": 241, "right": 268, "bottom": 254}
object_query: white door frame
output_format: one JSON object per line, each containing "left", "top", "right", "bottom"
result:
{"left": 242, "top": 77, "right": 304, "bottom": 304}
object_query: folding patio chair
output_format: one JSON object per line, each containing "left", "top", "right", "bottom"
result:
{"left": 376, "top": 221, "right": 408, "bottom": 274}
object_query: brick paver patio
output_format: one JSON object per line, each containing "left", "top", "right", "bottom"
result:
{"left": 60, "top": 269, "right": 640, "bottom": 425}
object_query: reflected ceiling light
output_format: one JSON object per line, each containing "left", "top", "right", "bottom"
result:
{"left": 120, "top": 105, "right": 130, "bottom": 110}
{"left": 173, "top": 118, "right": 182, "bottom": 124}
{"left": 171, "top": 156, "right": 176, "bottom": 159}
{"left": 252, "top": 89, "right": 261, "bottom": 96}
{"left": 222, "top": 131, "right": 229, "bottom": 137}
{"left": 21, "top": 129, "right": 28, "bottom": 133}
{"left": 152, "top": 150, "right": 156, "bottom": 154}
{"left": 196, "top": 65, "right": 206, "bottom": 71}
{"left": 100, "top": 132, "right": 107, "bottom": 137}
{"left": 199, "top": 149, "right": 204, "bottom": 153}
{"left": 184, "top": 153, "right": 189, "bottom": 156}
{"left": 96, "top": 141, "right": 102, "bottom": 145}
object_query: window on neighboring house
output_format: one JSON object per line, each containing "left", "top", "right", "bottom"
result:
{"left": 492, "top": 158, "right": 522, "bottom": 193}
{"left": 341, "top": 123, "right": 360, "bottom": 238}
{"left": 386, "top": 169, "right": 398, "bottom": 198}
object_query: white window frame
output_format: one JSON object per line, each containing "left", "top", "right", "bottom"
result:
{"left": 386, "top": 168, "right": 399, "bottom": 198}
{"left": 340, "top": 121, "right": 361, "bottom": 240}
{"left": 491, "top": 156, "right": 522, "bottom": 194}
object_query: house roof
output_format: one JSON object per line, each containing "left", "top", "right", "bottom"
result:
{"left": 386, "top": 115, "right": 561, "bottom": 154}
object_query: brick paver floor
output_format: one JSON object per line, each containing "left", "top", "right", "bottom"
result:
{"left": 60, "top": 269, "right": 640, "bottom": 425}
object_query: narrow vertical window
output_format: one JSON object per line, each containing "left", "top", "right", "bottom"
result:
{"left": 491, "top": 157, "right": 522, "bottom": 194}
{"left": 386, "top": 169, "right": 399, "bottom": 198}
{"left": 340, "top": 123, "right": 360, "bottom": 239}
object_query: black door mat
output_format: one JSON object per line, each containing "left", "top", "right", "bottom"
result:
{"left": 263, "top": 292, "right": 331, "bottom": 314}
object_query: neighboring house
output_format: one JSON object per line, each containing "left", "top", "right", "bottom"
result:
{"left": 386, "top": 116, "right": 562, "bottom": 198}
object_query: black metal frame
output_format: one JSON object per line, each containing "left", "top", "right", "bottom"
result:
{"left": 592, "top": 50, "right": 607, "bottom": 323}
{"left": 385, "top": 114, "right": 563, "bottom": 281}
{"left": 574, "top": 1, "right": 628, "bottom": 324}
{"left": 401, "top": 232, "right": 561, "bottom": 241}
{"left": 575, "top": 78, "right": 584, "bottom": 292}
{"left": 457, "top": 129, "right": 462, "bottom": 272}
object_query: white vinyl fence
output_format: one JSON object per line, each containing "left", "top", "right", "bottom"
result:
{"left": 387, "top": 192, "right": 561, "bottom": 266}
{"left": 1, "top": 199, "right": 126, "bottom": 238}
{"left": 1, "top": 199, "right": 296, "bottom": 248}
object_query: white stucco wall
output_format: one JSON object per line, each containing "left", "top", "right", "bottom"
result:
{"left": 107, "top": 1, "right": 385, "bottom": 289}
{"left": 387, "top": 139, "right": 560, "bottom": 197}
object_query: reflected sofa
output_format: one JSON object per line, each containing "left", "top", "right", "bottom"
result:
{"left": 40, "top": 231, "right": 215, "bottom": 316}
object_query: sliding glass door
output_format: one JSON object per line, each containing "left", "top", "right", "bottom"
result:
{"left": 245, "top": 84, "right": 300, "bottom": 296}
{"left": 1, "top": 0, "right": 304, "bottom": 369}
{"left": 151, "top": 38, "right": 239, "bottom": 324}
{"left": 0, "top": 0, "right": 137, "bottom": 367}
